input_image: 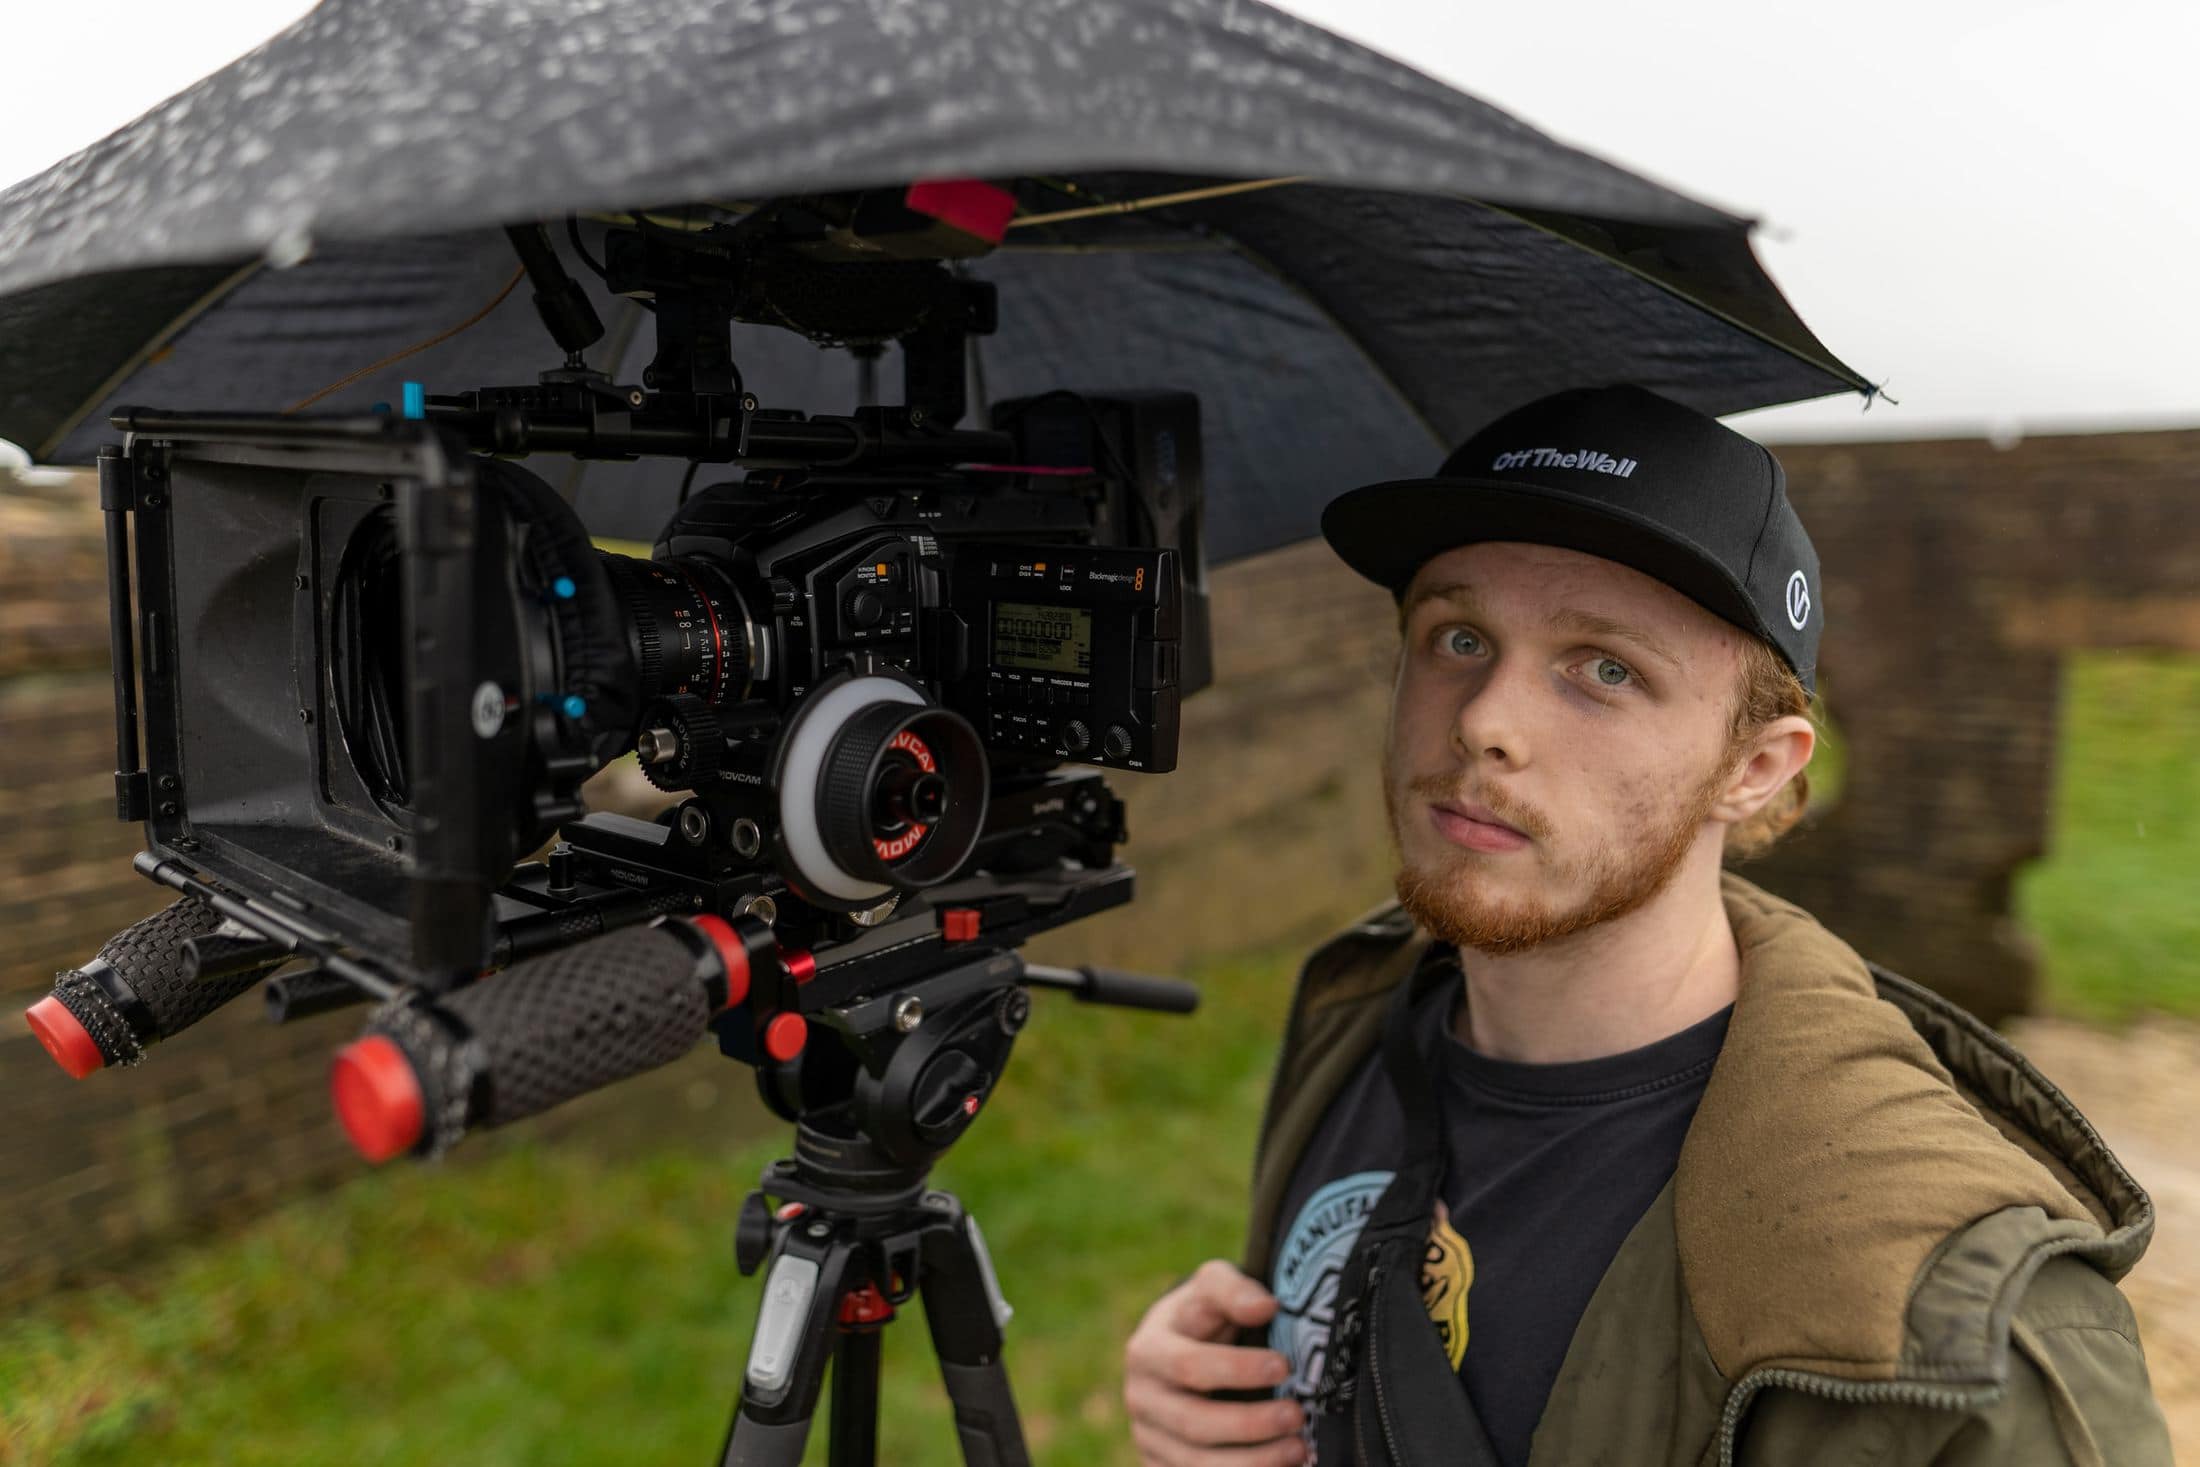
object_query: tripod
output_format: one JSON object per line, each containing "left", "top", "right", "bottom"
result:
{"left": 712, "top": 945, "right": 1196, "bottom": 1467}
{"left": 718, "top": 1118, "right": 1028, "bottom": 1467}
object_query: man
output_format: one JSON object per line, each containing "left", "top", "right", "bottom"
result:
{"left": 1121, "top": 386, "right": 2169, "bottom": 1467}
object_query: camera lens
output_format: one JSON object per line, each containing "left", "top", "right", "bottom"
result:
{"left": 329, "top": 505, "right": 411, "bottom": 812}
{"left": 326, "top": 458, "right": 645, "bottom": 860}
{"left": 600, "top": 554, "right": 766, "bottom": 707}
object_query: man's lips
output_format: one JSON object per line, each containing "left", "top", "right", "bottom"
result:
{"left": 1427, "top": 800, "right": 1532, "bottom": 853}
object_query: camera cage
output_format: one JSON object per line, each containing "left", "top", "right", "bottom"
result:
{"left": 96, "top": 186, "right": 1212, "bottom": 1007}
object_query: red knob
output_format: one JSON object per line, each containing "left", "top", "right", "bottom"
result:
{"left": 26, "top": 996, "right": 104, "bottom": 1079}
{"left": 764, "top": 1012, "right": 808, "bottom": 1063}
{"left": 330, "top": 1035, "right": 425, "bottom": 1163}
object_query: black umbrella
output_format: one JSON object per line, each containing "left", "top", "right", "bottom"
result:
{"left": 0, "top": 0, "right": 1871, "bottom": 560}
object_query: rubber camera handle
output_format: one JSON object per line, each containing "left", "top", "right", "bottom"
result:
{"left": 27, "top": 898, "right": 284, "bottom": 1077}
{"left": 446, "top": 922, "right": 716, "bottom": 1128}
{"left": 332, "top": 917, "right": 757, "bottom": 1160}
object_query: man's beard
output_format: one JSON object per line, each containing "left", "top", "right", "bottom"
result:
{"left": 1383, "top": 750, "right": 1730, "bottom": 957}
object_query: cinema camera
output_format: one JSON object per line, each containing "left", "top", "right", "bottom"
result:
{"left": 25, "top": 182, "right": 1213, "bottom": 1465}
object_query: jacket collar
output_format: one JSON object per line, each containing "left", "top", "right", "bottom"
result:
{"left": 1674, "top": 875, "right": 2152, "bottom": 1384}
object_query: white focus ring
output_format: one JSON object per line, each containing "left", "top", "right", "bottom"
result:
{"left": 776, "top": 675, "right": 926, "bottom": 902}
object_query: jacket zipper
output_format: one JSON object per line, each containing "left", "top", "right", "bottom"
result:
{"left": 1363, "top": 1259, "right": 1411, "bottom": 1465}
{"left": 1713, "top": 1367, "right": 1991, "bottom": 1467}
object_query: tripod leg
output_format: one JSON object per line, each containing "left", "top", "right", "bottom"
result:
{"left": 918, "top": 1198, "right": 1032, "bottom": 1467}
{"left": 828, "top": 1329, "right": 882, "bottom": 1467}
{"left": 720, "top": 1218, "right": 853, "bottom": 1467}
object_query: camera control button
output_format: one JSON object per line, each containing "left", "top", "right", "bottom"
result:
{"left": 1102, "top": 725, "right": 1134, "bottom": 761}
{"left": 848, "top": 590, "right": 887, "bottom": 629}
{"left": 1061, "top": 720, "right": 1091, "bottom": 754}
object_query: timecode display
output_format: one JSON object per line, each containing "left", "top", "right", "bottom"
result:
{"left": 993, "top": 601, "right": 1092, "bottom": 675}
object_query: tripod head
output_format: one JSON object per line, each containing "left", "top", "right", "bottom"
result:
{"left": 754, "top": 944, "right": 1029, "bottom": 1176}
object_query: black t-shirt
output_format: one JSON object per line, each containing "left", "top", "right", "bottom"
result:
{"left": 1268, "top": 959, "right": 1732, "bottom": 1467}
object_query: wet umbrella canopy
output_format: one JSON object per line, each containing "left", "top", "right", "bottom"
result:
{"left": 0, "top": 0, "right": 1870, "bottom": 558}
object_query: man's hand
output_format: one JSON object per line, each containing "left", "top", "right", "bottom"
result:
{"left": 1123, "top": 1259, "right": 1308, "bottom": 1465}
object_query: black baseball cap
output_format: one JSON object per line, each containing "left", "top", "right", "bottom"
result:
{"left": 1322, "top": 384, "right": 1820, "bottom": 692}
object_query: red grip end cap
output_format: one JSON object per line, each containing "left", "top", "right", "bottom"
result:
{"left": 764, "top": 1012, "right": 808, "bottom": 1063}
{"left": 688, "top": 915, "right": 751, "bottom": 1010}
{"left": 26, "top": 996, "right": 105, "bottom": 1079}
{"left": 331, "top": 1035, "right": 425, "bottom": 1163}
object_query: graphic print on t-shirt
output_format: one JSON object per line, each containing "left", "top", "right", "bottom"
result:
{"left": 1269, "top": 1171, "right": 1475, "bottom": 1454}
{"left": 1422, "top": 1202, "right": 1473, "bottom": 1364}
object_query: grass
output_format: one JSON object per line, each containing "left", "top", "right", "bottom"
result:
{"left": 2019, "top": 650, "right": 2200, "bottom": 1024}
{"left": 0, "top": 945, "right": 1299, "bottom": 1466}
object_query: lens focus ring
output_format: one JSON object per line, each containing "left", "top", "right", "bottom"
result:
{"left": 600, "top": 555, "right": 754, "bottom": 707}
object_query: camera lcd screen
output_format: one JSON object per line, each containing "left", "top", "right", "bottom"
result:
{"left": 993, "top": 602, "right": 1092, "bottom": 676}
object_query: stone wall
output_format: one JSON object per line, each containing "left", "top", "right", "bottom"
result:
{"left": 4, "top": 423, "right": 2197, "bottom": 1302}
{"left": 1750, "top": 430, "right": 2200, "bottom": 1022}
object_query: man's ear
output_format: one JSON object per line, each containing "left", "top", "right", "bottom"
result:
{"left": 1710, "top": 715, "right": 1815, "bottom": 825}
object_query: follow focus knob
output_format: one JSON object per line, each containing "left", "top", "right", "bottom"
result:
{"left": 638, "top": 693, "right": 724, "bottom": 792}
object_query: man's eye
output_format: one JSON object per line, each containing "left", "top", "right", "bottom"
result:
{"left": 1588, "top": 656, "right": 1634, "bottom": 688}
{"left": 1437, "top": 627, "right": 1483, "bottom": 657}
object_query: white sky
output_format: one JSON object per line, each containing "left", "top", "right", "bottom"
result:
{"left": 2, "top": 0, "right": 2196, "bottom": 447}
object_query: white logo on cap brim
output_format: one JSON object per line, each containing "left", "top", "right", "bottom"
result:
{"left": 1785, "top": 571, "right": 1811, "bottom": 630}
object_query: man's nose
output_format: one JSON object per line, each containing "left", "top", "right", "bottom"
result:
{"left": 1452, "top": 657, "right": 1534, "bottom": 769}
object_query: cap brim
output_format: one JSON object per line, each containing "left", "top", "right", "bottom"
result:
{"left": 1321, "top": 477, "right": 1783, "bottom": 653}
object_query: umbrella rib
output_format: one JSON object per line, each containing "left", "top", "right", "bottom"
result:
{"left": 36, "top": 260, "right": 263, "bottom": 462}
{"left": 1009, "top": 176, "right": 1308, "bottom": 230}
{"left": 1474, "top": 201, "right": 1876, "bottom": 399}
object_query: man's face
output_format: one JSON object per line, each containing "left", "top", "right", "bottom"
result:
{"left": 1384, "top": 541, "right": 1751, "bottom": 954}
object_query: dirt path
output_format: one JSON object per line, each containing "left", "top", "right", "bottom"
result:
{"left": 2006, "top": 1014, "right": 2200, "bottom": 1458}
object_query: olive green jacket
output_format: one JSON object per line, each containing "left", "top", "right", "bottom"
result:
{"left": 1242, "top": 875, "right": 2173, "bottom": 1466}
